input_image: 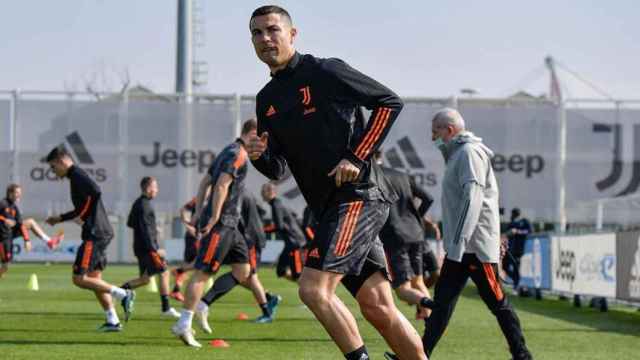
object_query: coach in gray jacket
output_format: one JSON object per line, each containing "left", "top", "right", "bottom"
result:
{"left": 422, "top": 108, "right": 532, "bottom": 360}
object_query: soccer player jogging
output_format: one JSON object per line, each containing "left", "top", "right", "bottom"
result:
{"left": 171, "top": 120, "right": 255, "bottom": 347}
{"left": 199, "top": 191, "right": 282, "bottom": 325}
{"left": 261, "top": 182, "right": 306, "bottom": 283}
{"left": 0, "top": 184, "right": 64, "bottom": 278}
{"left": 170, "top": 196, "right": 201, "bottom": 302}
{"left": 373, "top": 151, "right": 435, "bottom": 321}
{"left": 423, "top": 108, "right": 533, "bottom": 359}
{"left": 44, "top": 147, "right": 135, "bottom": 332}
{"left": 247, "top": 6, "right": 427, "bottom": 359}
{"left": 120, "top": 177, "right": 180, "bottom": 318}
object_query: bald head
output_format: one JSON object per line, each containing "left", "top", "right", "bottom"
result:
{"left": 432, "top": 108, "right": 465, "bottom": 131}
{"left": 431, "top": 108, "right": 466, "bottom": 143}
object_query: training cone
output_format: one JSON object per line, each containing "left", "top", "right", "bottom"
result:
{"left": 205, "top": 277, "right": 214, "bottom": 291}
{"left": 236, "top": 312, "right": 249, "bottom": 321}
{"left": 210, "top": 339, "right": 230, "bottom": 348}
{"left": 27, "top": 273, "right": 39, "bottom": 291}
{"left": 146, "top": 276, "right": 158, "bottom": 293}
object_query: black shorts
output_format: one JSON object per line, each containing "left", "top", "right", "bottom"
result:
{"left": 73, "top": 239, "right": 108, "bottom": 275}
{"left": 385, "top": 242, "right": 423, "bottom": 289}
{"left": 276, "top": 245, "right": 303, "bottom": 280}
{"left": 194, "top": 224, "right": 249, "bottom": 274}
{"left": 136, "top": 251, "right": 167, "bottom": 276}
{"left": 0, "top": 238, "right": 14, "bottom": 264}
{"left": 423, "top": 249, "right": 439, "bottom": 274}
{"left": 248, "top": 245, "right": 262, "bottom": 274}
{"left": 184, "top": 233, "right": 200, "bottom": 263}
{"left": 305, "top": 200, "right": 390, "bottom": 296}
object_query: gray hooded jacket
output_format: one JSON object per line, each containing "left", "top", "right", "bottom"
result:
{"left": 439, "top": 131, "right": 501, "bottom": 263}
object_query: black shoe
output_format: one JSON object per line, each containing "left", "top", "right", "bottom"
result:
{"left": 384, "top": 351, "right": 399, "bottom": 360}
{"left": 97, "top": 322, "right": 122, "bottom": 332}
{"left": 121, "top": 289, "right": 136, "bottom": 322}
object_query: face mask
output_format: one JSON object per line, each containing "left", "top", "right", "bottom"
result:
{"left": 433, "top": 137, "right": 446, "bottom": 150}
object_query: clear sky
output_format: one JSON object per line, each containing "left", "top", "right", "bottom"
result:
{"left": 1, "top": 0, "right": 638, "bottom": 99}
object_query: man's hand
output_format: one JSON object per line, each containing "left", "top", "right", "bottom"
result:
{"left": 185, "top": 224, "right": 197, "bottom": 237}
{"left": 200, "top": 221, "right": 215, "bottom": 237}
{"left": 3, "top": 218, "right": 16, "bottom": 228}
{"left": 156, "top": 249, "right": 166, "bottom": 258}
{"left": 45, "top": 216, "right": 62, "bottom": 226}
{"left": 247, "top": 132, "right": 269, "bottom": 160}
{"left": 328, "top": 159, "right": 360, "bottom": 187}
{"left": 24, "top": 241, "right": 32, "bottom": 252}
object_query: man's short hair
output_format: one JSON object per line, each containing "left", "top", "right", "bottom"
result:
{"left": 45, "top": 146, "right": 70, "bottom": 163}
{"left": 241, "top": 119, "right": 258, "bottom": 135}
{"left": 250, "top": 5, "right": 292, "bottom": 26}
{"left": 140, "top": 176, "right": 156, "bottom": 191}
{"left": 6, "top": 183, "right": 20, "bottom": 198}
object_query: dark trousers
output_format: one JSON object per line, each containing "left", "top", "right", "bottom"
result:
{"left": 423, "top": 253, "right": 531, "bottom": 359}
{"left": 502, "top": 251, "right": 523, "bottom": 288}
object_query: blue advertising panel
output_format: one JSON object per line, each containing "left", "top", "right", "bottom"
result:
{"left": 519, "top": 234, "right": 552, "bottom": 289}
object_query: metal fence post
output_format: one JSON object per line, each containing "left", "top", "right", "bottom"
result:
{"left": 9, "top": 89, "right": 20, "bottom": 183}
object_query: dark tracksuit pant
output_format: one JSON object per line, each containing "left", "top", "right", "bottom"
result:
{"left": 423, "top": 253, "right": 531, "bottom": 359}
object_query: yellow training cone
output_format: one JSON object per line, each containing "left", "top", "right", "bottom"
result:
{"left": 27, "top": 273, "right": 39, "bottom": 291}
{"left": 146, "top": 276, "right": 158, "bottom": 293}
{"left": 205, "top": 277, "right": 214, "bottom": 291}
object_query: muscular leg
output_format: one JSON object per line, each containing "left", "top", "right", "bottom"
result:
{"left": 298, "top": 267, "right": 364, "bottom": 354}
{"left": 22, "top": 218, "right": 50, "bottom": 241}
{"left": 356, "top": 271, "right": 426, "bottom": 360}
{"left": 87, "top": 271, "right": 113, "bottom": 311}
{"left": 73, "top": 273, "right": 120, "bottom": 293}
{"left": 241, "top": 273, "right": 268, "bottom": 305}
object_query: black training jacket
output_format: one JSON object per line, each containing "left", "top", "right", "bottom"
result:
{"left": 379, "top": 166, "right": 434, "bottom": 247}
{"left": 127, "top": 195, "right": 159, "bottom": 256}
{"left": 61, "top": 165, "right": 113, "bottom": 242}
{"left": 252, "top": 52, "right": 402, "bottom": 217}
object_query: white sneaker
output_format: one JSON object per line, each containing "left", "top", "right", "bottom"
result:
{"left": 171, "top": 323, "right": 202, "bottom": 348}
{"left": 195, "top": 307, "right": 212, "bottom": 334}
{"left": 162, "top": 307, "right": 181, "bottom": 318}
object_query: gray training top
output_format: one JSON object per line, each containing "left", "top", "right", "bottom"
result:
{"left": 439, "top": 131, "right": 501, "bottom": 263}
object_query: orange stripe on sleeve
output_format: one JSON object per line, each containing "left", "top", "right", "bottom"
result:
{"left": 78, "top": 196, "right": 92, "bottom": 220}
{"left": 305, "top": 227, "right": 315, "bottom": 240}
{"left": 354, "top": 108, "right": 385, "bottom": 157}
{"left": 483, "top": 263, "right": 504, "bottom": 301}
{"left": 233, "top": 148, "right": 248, "bottom": 169}
{"left": 356, "top": 108, "right": 390, "bottom": 159}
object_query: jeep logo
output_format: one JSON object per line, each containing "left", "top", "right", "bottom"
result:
{"left": 140, "top": 142, "right": 215, "bottom": 173}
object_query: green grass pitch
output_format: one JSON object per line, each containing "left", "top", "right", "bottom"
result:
{"left": 1, "top": 263, "right": 639, "bottom": 359}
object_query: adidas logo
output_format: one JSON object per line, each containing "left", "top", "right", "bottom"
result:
{"left": 41, "top": 131, "right": 94, "bottom": 165}
{"left": 32, "top": 131, "right": 107, "bottom": 182}
{"left": 266, "top": 105, "right": 276, "bottom": 117}
{"left": 384, "top": 135, "right": 438, "bottom": 188}
{"left": 308, "top": 248, "right": 320, "bottom": 258}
